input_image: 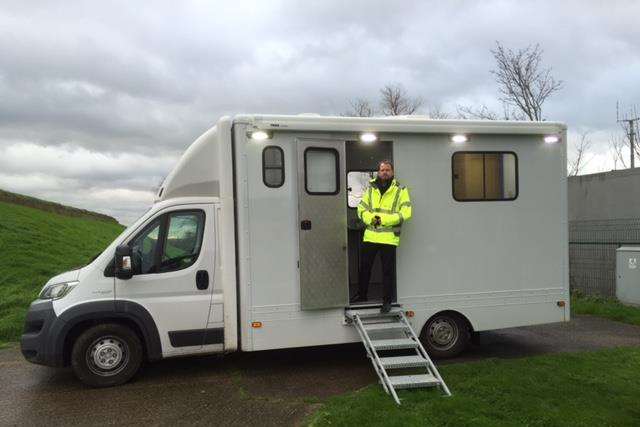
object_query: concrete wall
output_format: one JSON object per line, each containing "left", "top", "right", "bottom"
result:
{"left": 569, "top": 169, "right": 640, "bottom": 296}
{"left": 569, "top": 168, "right": 640, "bottom": 220}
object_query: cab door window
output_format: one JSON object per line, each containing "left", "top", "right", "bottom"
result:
{"left": 128, "top": 210, "right": 205, "bottom": 275}
{"left": 159, "top": 211, "right": 205, "bottom": 273}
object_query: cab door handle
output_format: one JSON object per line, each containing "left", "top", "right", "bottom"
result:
{"left": 196, "top": 270, "right": 209, "bottom": 290}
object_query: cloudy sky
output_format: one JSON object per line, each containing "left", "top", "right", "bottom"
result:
{"left": 1, "top": 1, "right": 639, "bottom": 224}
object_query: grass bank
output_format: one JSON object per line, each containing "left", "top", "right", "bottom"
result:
{"left": 308, "top": 347, "right": 640, "bottom": 426}
{"left": 0, "top": 201, "right": 124, "bottom": 342}
{"left": 572, "top": 294, "right": 640, "bottom": 327}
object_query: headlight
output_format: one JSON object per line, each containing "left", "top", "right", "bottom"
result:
{"left": 39, "top": 281, "right": 78, "bottom": 300}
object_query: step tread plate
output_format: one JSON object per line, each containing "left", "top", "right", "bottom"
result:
{"left": 371, "top": 338, "right": 418, "bottom": 350}
{"left": 379, "top": 355, "right": 430, "bottom": 369}
{"left": 388, "top": 374, "right": 440, "bottom": 389}
{"left": 346, "top": 310, "right": 403, "bottom": 320}
{"left": 363, "top": 322, "right": 409, "bottom": 331}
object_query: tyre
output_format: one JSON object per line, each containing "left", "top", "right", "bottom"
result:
{"left": 71, "top": 323, "right": 143, "bottom": 387}
{"left": 419, "top": 312, "right": 470, "bottom": 359}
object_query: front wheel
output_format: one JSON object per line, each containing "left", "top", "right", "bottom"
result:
{"left": 71, "top": 323, "right": 143, "bottom": 387}
{"left": 419, "top": 313, "right": 470, "bottom": 359}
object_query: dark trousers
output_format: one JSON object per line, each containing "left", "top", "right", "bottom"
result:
{"left": 357, "top": 242, "right": 396, "bottom": 304}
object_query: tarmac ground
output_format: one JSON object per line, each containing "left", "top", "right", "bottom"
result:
{"left": 2, "top": 315, "right": 639, "bottom": 426}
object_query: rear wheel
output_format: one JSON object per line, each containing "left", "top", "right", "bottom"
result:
{"left": 71, "top": 323, "right": 143, "bottom": 387}
{"left": 419, "top": 312, "right": 470, "bottom": 359}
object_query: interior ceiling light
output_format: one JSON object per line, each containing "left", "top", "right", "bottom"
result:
{"left": 544, "top": 135, "right": 560, "bottom": 144}
{"left": 451, "top": 134, "right": 468, "bottom": 144}
{"left": 359, "top": 132, "right": 377, "bottom": 143}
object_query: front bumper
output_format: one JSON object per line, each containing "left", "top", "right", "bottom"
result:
{"left": 20, "top": 299, "right": 60, "bottom": 366}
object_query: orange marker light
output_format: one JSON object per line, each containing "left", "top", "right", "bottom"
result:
{"left": 557, "top": 301, "right": 566, "bottom": 307}
{"left": 406, "top": 311, "right": 415, "bottom": 318}
{"left": 251, "top": 321, "right": 262, "bottom": 328}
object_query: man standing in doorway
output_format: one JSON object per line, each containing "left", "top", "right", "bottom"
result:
{"left": 351, "top": 160, "right": 412, "bottom": 313}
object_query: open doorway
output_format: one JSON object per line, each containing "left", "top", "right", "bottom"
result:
{"left": 345, "top": 139, "right": 394, "bottom": 306}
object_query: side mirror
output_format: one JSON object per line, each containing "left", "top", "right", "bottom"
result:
{"left": 115, "top": 244, "right": 133, "bottom": 280}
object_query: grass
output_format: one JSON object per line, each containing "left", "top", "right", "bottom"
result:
{"left": 0, "top": 200, "right": 124, "bottom": 342}
{"left": 0, "top": 189, "right": 118, "bottom": 223}
{"left": 307, "top": 347, "right": 640, "bottom": 427}
{"left": 572, "top": 294, "right": 640, "bottom": 326}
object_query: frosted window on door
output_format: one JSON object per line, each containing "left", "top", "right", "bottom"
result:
{"left": 305, "top": 149, "right": 337, "bottom": 194}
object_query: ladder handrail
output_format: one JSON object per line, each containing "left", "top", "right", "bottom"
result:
{"left": 353, "top": 314, "right": 402, "bottom": 405}
{"left": 350, "top": 315, "right": 390, "bottom": 395}
{"left": 399, "top": 311, "right": 452, "bottom": 396}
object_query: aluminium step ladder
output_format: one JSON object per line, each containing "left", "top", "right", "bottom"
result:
{"left": 345, "top": 308, "right": 451, "bottom": 404}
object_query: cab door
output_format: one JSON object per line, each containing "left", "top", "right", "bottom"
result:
{"left": 115, "top": 204, "right": 219, "bottom": 357}
{"left": 297, "top": 138, "right": 348, "bottom": 309}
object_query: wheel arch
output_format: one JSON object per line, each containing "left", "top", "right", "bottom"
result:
{"left": 418, "top": 309, "right": 476, "bottom": 337}
{"left": 51, "top": 300, "right": 162, "bottom": 367}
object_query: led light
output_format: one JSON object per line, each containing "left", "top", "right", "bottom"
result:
{"left": 451, "top": 134, "right": 468, "bottom": 144}
{"left": 251, "top": 321, "right": 263, "bottom": 328}
{"left": 406, "top": 311, "right": 415, "bottom": 318}
{"left": 544, "top": 135, "right": 560, "bottom": 144}
{"left": 359, "top": 132, "right": 377, "bottom": 143}
{"left": 557, "top": 301, "right": 566, "bottom": 307}
{"left": 249, "top": 130, "right": 271, "bottom": 141}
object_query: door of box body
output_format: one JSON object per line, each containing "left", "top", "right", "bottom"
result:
{"left": 297, "top": 138, "right": 348, "bottom": 310}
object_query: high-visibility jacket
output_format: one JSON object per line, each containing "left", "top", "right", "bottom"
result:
{"left": 357, "top": 178, "right": 412, "bottom": 246}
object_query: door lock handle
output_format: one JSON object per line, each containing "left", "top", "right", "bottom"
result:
{"left": 301, "top": 220, "right": 312, "bottom": 230}
{"left": 196, "top": 270, "right": 209, "bottom": 290}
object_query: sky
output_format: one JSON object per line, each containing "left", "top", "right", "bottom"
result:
{"left": 1, "top": 0, "right": 640, "bottom": 224}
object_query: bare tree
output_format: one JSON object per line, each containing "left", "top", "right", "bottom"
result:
{"left": 491, "top": 42, "right": 563, "bottom": 121}
{"left": 344, "top": 98, "right": 375, "bottom": 117}
{"left": 610, "top": 133, "right": 628, "bottom": 170}
{"left": 379, "top": 83, "right": 423, "bottom": 116}
{"left": 568, "top": 131, "right": 593, "bottom": 176}
{"left": 428, "top": 105, "right": 451, "bottom": 119}
{"left": 456, "top": 104, "right": 500, "bottom": 120}
{"left": 456, "top": 102, "right": 527, "bottom": 120}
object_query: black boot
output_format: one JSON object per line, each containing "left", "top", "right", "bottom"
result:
{"left": 380, "top": 301, "right": 391, "bottom": 313}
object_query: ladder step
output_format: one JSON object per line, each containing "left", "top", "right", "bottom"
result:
{"left": 371, "top": 338, "right": 418, "bottom": 350}
{"left": 363, "top": 322, "right": 409, "bottom": 332}
{"left": 347, "top": 310, "right": 403, "bottom": 320}
{"left": 379, "top": 355, "right": 429, "bottom": 369}
{"left": 388, "top": 374, "right": 440, "bottom": 389}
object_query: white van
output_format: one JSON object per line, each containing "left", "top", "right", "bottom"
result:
{"left": 21, "top": 115, "right": 569, "bottom": 387}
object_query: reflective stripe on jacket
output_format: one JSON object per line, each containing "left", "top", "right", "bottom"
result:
{"left": 356, "top": 178, "right": 412, "bottom": 246}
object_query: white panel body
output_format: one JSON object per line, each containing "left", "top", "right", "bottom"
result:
{"left": 233, "top": 117, "right": 568, "bottom": 351}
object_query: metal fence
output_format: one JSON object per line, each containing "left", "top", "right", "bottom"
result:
{"left": 569, "top": 218, "right": 640, "bottom": 296}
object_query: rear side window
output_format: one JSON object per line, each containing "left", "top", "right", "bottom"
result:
{"left": 263, "top": 146, "right": 284, "bottom": 188}
{"left": 452, "top": 152, "right": 518, "bottom": 201}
